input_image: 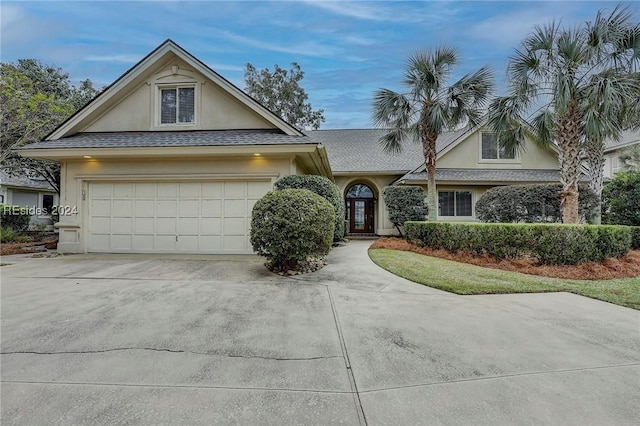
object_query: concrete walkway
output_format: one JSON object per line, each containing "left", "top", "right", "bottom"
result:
{"left": 1, "top": 241, "right": 639, "bottom": 425}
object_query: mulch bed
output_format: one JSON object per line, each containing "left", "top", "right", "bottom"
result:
{"left": 1, "top": 237, "right": 58, "bottom": 256}
{"left": 370, "top": 237, "right": 640, "bottom": 280}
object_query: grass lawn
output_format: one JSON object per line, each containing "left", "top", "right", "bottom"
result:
{"left": 369, "top": 248, "right": 640, "bottom": 310}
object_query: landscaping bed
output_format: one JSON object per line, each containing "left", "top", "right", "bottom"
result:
{"left": 1, "top": 235, "right": 58, "bottom": 256}
{"left": 371, "top": 237, "right": 640, "bottom": 280}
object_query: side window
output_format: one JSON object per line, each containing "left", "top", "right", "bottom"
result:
{"left": 42, "top": 194, "right": 54, "bottom": 215}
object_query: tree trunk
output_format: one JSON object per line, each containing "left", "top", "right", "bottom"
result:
{"left": 556, "top": 107, "right": 583, "bottom": 224}
{"left": 422, "top": 131, "right": 438, "bottom": 221}
{"left": 585, "top": 138, "right": 605, "bottom": 224}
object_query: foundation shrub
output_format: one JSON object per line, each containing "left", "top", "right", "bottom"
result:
{"left": 250, "top": 188, "right": 335, "bottom": 268}
{"left": 275, "top": 175, "right": 345, "bottom": 242}
{"left": 0, "top": 204, "right": 31, "bottom": 232}
{"left": 404, "top": 222, "right": 631, "bottom": 265}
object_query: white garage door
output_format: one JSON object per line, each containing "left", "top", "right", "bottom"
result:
{"left": 87, "top": 180, "right": 271, "bottom": 253}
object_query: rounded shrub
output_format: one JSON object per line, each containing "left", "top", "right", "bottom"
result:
{"left": 602, "top": 171, "right": 640, "bottom": 226}
{"left": 274, "top": 175, "right": 345, "bottom": 242}
{"left": 0, "top": 204, "right": 31, "bottom": 232}
{"left": 382, "top": 186, "right": 428, "bottom": 236}
{"left": 250, "top": 188, "right": 335, "bottom": 268}
{"left": 475, "top": 184, "right": 598, "bottom": 223}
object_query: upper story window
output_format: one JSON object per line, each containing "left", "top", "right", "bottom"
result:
{"left": 160, "top": 86, "right": 195, "bottom": 124}
{"left": 481, "top": 133, "right": 515, "bottom": 160}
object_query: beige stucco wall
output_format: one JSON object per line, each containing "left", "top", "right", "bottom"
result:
{"left": 438, "top": 129, "right": 558, "bottom": 169}
{"left": 56, "top": 156, "right": 294, "bottom": 253}
{"left": 83, "top": 56, "right": 276, "bottom": 132}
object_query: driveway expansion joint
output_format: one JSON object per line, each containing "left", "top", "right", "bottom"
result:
{"left": 0, "top": 348, "right": 343, "bottom": 361}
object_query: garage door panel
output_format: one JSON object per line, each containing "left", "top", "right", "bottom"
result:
{"left": 202, "top": 199, "right": 222, "bottom": 216}
{"left": 179, "top": 182, "right": 201, "bottom": 197}
{"left": 156, "top": 200, "right": 177, "bottom": 217}
{"left": 112, "top": 217, "right": 132, "bottom": 233}
{"left": 113, "top": 183, "right": 134, "bottom": 197}
{"left": 178, "top": 200, "right": 199, "bottom": 217}
{"left": 224, "top": 199, "right": 246, "bottom": 216}
{"left": 112, "top": 200, "right": 133, "bottom": 217}
{"left": 134, "top": 218, "right": 154, "bottom": 234}
{"left": 224, "top": 181, "right": 247, "bottom": 197}
{"left": 200, "top": 218, "right": 221, "bottom": 235}
{"left": 132, "top": 235, "right": 154, "bottom": 250}
{"left": 156, "top": 218, "right": 176, "bottom": 234}
{"left": 157, "top": 183, "right": 178, "bottom": 197}
{"left": 135, "top": 183, "right": 157, "bottom": 197}
{"left": 224, "top": 235, "right": 247, "bottom": 251}
{"left": 177, "top": 218, "right": 199, "bottom": 234}
{"left": 134, "top": 200, "right": 155, "bottom": 217}
{"left": 88, "top": 180, "right": 270, "bottom": 254}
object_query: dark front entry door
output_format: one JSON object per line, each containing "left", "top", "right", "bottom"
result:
{"left": 349, "top": 199, "right": 374, "bottom": 233}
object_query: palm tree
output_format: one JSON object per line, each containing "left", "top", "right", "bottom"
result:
{"left": 488, "top": 5, "right": 640, "bottom": 224}
{"left": 372, "top": 47, "right": 494, "bottom": 221}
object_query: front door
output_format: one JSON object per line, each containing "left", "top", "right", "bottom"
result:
{"left": 349, "top": 198, "right": 374, "bottom": 233}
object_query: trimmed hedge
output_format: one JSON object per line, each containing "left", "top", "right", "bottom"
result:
{"left": 275, "top": 175, "right": 345, "bottom": 242}
{"left": 0, "top": 204, "right": 31, "bottom": 232}
{"left": 382, "top": 186, "right": 428, "bottom": 236}
{"left": 250, "top": 188, "right": 335, "bottom": 267}
{"left": 475, "top": 183, "right": 599, "bottom": 223}
{"left": 404, "top": 221, "right": 631, "bottom": 265}
{"left": 631, "top": 227, "right": 640, "bottom": 250}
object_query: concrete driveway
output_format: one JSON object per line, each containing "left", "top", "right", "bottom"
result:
{"left": 1, "top": 241, "right": 639, "bottom": 425}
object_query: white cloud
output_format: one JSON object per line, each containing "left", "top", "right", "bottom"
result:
{"left": 85, "top": 54, "right": 142, "bottom": 63}
{"left": 212, "top": 29, "right": 339, "bottom": 58}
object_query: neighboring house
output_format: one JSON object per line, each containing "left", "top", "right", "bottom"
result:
{"left": 19, "top": 39, "right": 567, "bottom": 253}
{"left": 602, "top": 130, "right": 640, "bottom": 178}
{"left": 0, "top": 170, "right": 59, "bottom": 229}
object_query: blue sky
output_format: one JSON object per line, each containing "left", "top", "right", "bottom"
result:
{"left": 1, "top": 1, "right": 636, "bottom": 128}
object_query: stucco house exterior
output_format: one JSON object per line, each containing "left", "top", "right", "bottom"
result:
{"left": 0, "top": 171, "right": 59, "bottom": 229}
{"left": 19, "top": 39, "right": 584, "bottom": 254}
{"left": 601, "top": 130, "right": 640, "bottom": 178}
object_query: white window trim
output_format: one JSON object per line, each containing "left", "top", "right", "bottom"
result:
{"left": 478, "top": 132, "right": 520, "bottom": 164}
{"left": 155, "top": 83, "right": 198, "bottom": 128}
{"left": 437, "top": 189, "right": 475, "bottom": 219}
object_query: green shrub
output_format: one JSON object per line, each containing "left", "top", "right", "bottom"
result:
{"left": 602, "top": 171, "right": 640, "bottom": 226}
{"left": 404, "top": 221, "right": 631, "bottom": 265}
{"left": 0, "top": 227, "right": 17, "bottom": 243}
{"left": 0, "top": 204, "right": 31, "bottom": 232}
{"left": 250, "top": 188, "right": 335, "bottom": 268}
{"left": 14, "top": 235, "right": 32, "bottom": 243}
{"left": 630, "top": 227, "right": 640, "bottom": 250}
{"left": 476, "top": 184, "right": 599, "bottom": 223}
{"left": 382, "top": 186, "right": 428, "bottom": 236}
{"left": 275, "top": 175, "right": 345, "bottom": 242}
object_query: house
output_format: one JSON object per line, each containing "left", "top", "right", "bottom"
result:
{"left": 20, "top": 39, "right": 566, "bottom": 254}
{"left": 602, "top": 130, "right": 640, "bottom": 178}
{"left": 0, "top": 170, "right": 59, "bottom": 229}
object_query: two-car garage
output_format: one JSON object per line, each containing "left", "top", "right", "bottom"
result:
{"left": 87, "top": 180, "right": 272, "bottom": 254}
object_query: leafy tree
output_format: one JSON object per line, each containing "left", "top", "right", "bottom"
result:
{"left": 372, "top": 48, "right": 494, "bottom": 221}
{"left": 0, "top": 60, "right": 101, "bottom": 192}
{"left": 488, "top": 5, "right": 640, "bottom": 224}
{"left": 244, "top": 62, "right": 325, "bottom": 131}
{"left": 602, "top": 171, "right": 640, "bottom": 226}
{"left": 382, "top": 186, "right": 428, "bottom": 237}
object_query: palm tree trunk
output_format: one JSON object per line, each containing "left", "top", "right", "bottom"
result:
{"left": 422, "top": 131, "right": 438, "bottom": 221}
{"left": 556, "top": 107, "right": 582, "bottom": 224}
{"left": 585, "top": 138, "right": 605, "bottom": 224}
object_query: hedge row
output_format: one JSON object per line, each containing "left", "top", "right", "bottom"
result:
{"left": 404, "top": 221, "right": 631, "bottom": 265}
{"left": 631, "top": 227, "right": 640, "bottom": 250}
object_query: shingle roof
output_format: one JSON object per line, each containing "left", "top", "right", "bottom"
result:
{"left": 0, "top": 170, "right": 56, "bottom": 191}
{"left": 307, "top": 127, "right": 470, "bottom": 173}
{"left": 604, "top": 129, "right": 640, "bottom": 152}
{"left": 22, "top": 130, "right": 313, "bottom": 150}
{"left": 399, "top": 168, "right": 587, "bottom": 183}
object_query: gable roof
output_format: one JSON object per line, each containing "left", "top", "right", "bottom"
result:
{"left": 46, "top": 39, "right": 303, "bottom": 140}
{"left": 307, "top": 127, "right": 470, "bottom": 173}
{"left": 604, "top": 129, "right": 640, "bottom": 153}
{"left": 0, "top": 170, "right": 56, "bottom": 192}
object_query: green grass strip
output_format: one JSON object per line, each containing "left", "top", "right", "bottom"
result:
{"left": 369, "top": 248, "right": 640, "bottom": 310}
